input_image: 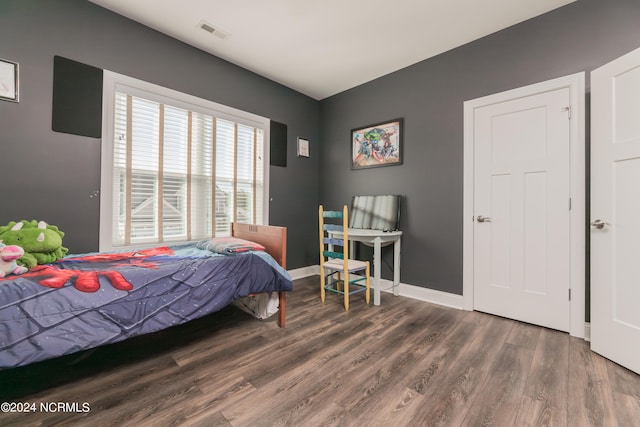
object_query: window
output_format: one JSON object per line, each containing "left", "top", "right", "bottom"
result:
{"left": 100, "top": 72, "right": 269, "bottom": 251}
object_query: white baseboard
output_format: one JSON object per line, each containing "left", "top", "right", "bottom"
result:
{"left": 584, "top": 322, "right": 591, "bottom": 342}
{"left": 287, "top": 265, "right": 319, "bottom": 281}
{"left": 378, "top": 278, "right": 464, "bottom": 310}
{"left": 289, "top": 265, "right": 464, "bottom": 310}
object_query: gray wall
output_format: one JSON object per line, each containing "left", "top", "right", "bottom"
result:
{"left": 0, "top": 0, "right": 320, "bottom": 269}
{"left": 3, "top": 0, "right": 640, "bottom": 302}
{"left": 318, "top": 0, "right": 640, "bottom": 298}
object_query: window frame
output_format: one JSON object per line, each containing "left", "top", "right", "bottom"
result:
{"left": 100, "top": 70, "right": 270, "bottom": 251}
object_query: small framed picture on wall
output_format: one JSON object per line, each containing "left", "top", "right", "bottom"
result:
{"left": 297, "top": 137, "right": 310, "bottom": 158}
{"left": 0, "top": 58, "right": 19, "bottom": 102}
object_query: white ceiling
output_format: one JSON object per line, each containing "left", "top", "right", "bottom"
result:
{"left": 89, "top": 0, "right": 576, "bottom": 100}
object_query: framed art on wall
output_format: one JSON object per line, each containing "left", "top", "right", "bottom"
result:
{"left": 351, "top": 118, "right": 402, "bottom": 169}
{"left": 0, "top": 58, "right": 19, "bottom": 102}
{"left": 297, "top": 137, "right": 310, "bottom": 157}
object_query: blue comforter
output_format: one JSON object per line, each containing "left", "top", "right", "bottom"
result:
{"left": 0, "top": 246, "right": 292, "bottom": 369}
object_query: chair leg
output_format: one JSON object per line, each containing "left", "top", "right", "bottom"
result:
{"left": 344, "top": 272, "right": 349, "bottom": 311}
{"left": 320, "top": 267, "right": 325, "bottom": 303}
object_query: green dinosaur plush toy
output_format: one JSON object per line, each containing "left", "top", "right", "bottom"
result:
{"left": 0, "top": 220, "right": 69, "bottom": 268}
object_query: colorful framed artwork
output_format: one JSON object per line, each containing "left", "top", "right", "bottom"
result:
{"left": 351, "top": 118, "right": 402, "bottom": 169}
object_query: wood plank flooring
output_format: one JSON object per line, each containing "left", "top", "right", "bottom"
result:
{"left": 1, "top": 275, "right": 639, "bottom": 426}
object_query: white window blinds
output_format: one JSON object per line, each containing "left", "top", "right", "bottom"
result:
{"left": 101, "top": 72, "right": 268, "bottom": 250}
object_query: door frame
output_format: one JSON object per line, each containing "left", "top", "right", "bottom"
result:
{"left": 462, "top": 73, "right": 586, "bottom": 338}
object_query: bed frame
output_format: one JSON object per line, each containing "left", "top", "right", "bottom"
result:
{"left": 231, "top": 223, "right": 288, "bottom": 327}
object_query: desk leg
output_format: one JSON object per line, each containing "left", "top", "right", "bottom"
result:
{"left": 393, "top": 236, "right": 401, "bottom": 296}
{"left": 373, "top": 237, "right": 381, "bottom": 306}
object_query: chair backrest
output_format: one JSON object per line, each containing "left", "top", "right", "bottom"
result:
{"left": 319, "top": 205, "right": 349, "bottom": 270}
{"left": 349, "top": 195, "right": 401, "bottom": 231}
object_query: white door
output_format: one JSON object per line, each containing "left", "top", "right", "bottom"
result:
{"left": 472, "top": 86, "right": 572, "bottom": 332}
{"left": 591, "top": 47, "right": 640, "bottom": 375}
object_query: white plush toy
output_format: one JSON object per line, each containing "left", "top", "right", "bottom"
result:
{"left": 0, "top": 241, "right": 28, "bottom": 278}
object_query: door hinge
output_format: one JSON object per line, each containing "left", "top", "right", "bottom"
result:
{"left": 569, "top": 197, "right": 572, "bottom": 211}
{"left": 569, "top": 289, "right": 572, "bottom": 301}
{"left": 562, "top": 106, "right": 572, "bottom": 119}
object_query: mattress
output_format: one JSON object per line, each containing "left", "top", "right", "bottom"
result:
{"left": 0, "top": 245, "right": 292, "bottom": 369}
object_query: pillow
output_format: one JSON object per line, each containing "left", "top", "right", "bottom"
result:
{"left": 197, "top": 237, "right": 265, "bottom": 254}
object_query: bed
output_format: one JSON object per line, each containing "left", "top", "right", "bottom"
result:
{"left": 0, "top": 223, "right": 292, "bottom": 369}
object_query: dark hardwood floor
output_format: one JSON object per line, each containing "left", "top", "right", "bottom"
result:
{"left": 1, "top": 275, "right": 639, "bottom": 426}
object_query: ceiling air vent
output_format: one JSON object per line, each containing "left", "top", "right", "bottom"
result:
{"left": 198, "top": 20, "right": 229, "bottom": 40}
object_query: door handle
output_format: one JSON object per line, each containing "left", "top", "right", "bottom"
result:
{"left": 590, "top": 219, "right": 608, "bottom": 229}
{"left": 477, "top": 215, "right": 492, "bottom": 223}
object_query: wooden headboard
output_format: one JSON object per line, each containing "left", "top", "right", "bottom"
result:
{"left": 231, "top": 223, "right": 287, "bottom": 269}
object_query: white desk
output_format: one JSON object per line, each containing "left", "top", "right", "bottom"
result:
{"left": 331, "top": 228, "right": 402, "bottom": 305}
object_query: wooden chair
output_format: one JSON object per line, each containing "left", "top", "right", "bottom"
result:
{"left": 319, "top": 205, "right": 370, "bottom": 310}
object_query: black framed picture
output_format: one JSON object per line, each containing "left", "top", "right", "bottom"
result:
{"left": 351, "top": 118, "right": 402, "bottom": 169}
